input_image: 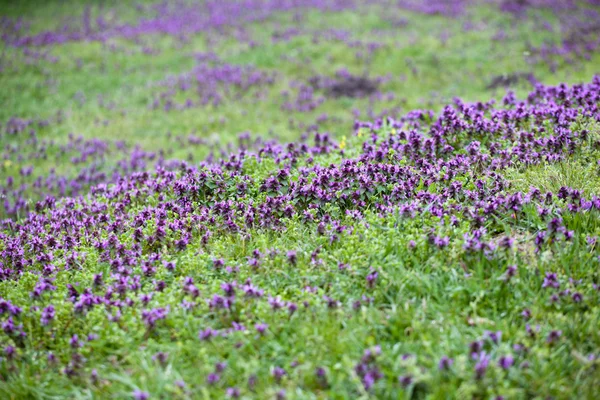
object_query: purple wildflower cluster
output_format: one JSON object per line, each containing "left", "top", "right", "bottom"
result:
{"left": 2, "top": 1, "right": 360, "bottom": 48}
{"left": 0, "top": 125, "right": 158, "bottom": 218}
{"left": 1, "top": 77, "right": 599, "bottom": 280}
{"left": 1, "top": 0, "right": 597, "bottom": 68}
{"left": 0, "top": 76, "right": 599, "bottom": 395}
{"left": 153, "top": 60, "right": 276, "bottom": 111}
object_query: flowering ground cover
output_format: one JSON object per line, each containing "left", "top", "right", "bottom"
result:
{"left": 1, "top": 1, "right": 600, "bottom": 398}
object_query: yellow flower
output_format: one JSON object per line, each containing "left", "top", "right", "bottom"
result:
{"left": 3, "top": 160, "right": 12, "bottom": 168}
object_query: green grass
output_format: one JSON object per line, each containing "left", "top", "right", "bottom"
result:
{"left": 506, "top": 122, "right": 600, "bottom": 195}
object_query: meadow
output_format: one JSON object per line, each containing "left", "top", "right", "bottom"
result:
{"left": 1, "top": 0, "right": 600, "bottom": 398}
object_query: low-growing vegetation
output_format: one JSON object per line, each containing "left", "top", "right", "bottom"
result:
{"left": 1, "top": 1, "right": 600, "bottom": 398}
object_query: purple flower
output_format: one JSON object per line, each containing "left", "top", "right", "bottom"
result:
{"left": 438, "top": 356, "right": 454, "bottom": 370}
{"left": 41, "top": 305, "right": 55, "bottom": 326}
{"left": 4, "top": 345, "right": 15, "bottom": 360}
{"left": 242, "top": 282, "right": 264, "bottom": 298}
{"left": 547, "top": 330, "right": 562, "bottom": 344}
{"left": 215, "top": 362, "right": 227, "bottom": 372}
{"left": 132, "top": 390, "right": 149, "bottom": 400}
{"left": 286, "top": 250, "right": 297, "bottom": 265}
{"left": 70, "top": 334, "right": 82, "bottom": 349}
{"left": 248, "top": 374, "right": 257, "bottom": 390}
{"left": 542, "top": 273, "right": 560, "bottom": 289}
{"left": 526, "top": 324, "right": 539, "bottom": 338}
{"left": 226, "top": 387, "right": 240, "bottom": 398}
{"left": 512, "top": 343, "right": 526, "bottom": 353}
{"left": 433, "top": 235, "right": 450, "bottom": 248}
{"left": 163, "top": 261, "right": 176, "bottom": 271}
{"left": 207, "top": 373, "right": 220, "bottom": 385}
{"left": 366, "top": 270, "right": 378, "bottom": 288}
{"left": 474, "top": 352, "right": 491, "bottom": 379}
{"left": 152, "top": 352, "right": 168, "bottom": 366}
{"left": 255, "top": 322, "right": 268, "bottom": 335}
{"left": 361, "top": 368, "right": 382, "bottom": 390}
{"left": 209, "top": 295, "right": 232, "bottom": 310}
{"left": 469, "top": 340, "right": 483, "bottom": 355}
{"left": 499, "top": 236, "right": 514, "bottom": 249}
{"left": 287, "top": 302, "right": 298, "bottom": 314}
{"left": 323, "top": 295, "right": 340, "bottom": 309}
{"left": 221, "top": 282, "right": 236, "bottom": 297}
{"left": 315, "top": 366, "right": 327, "bottom": 378}
{"left": 498, "top": 355, "right": 514, "bottom": 369}
{"left": 141, "top": 307, "right": 169, "bottom": 328}
{"left": 272, "top": 366, "right": 287, "bottom": 382}
{"left": 199, "top": 328, "right": 216, "bottom": 341}
{"left": 361, "top": 345, "right": 382, "bottom": 363}
{"left": 140, "top": 293, "right": 153, "bottom": 305}
{"left": 485, "top": 330, "right": 502, "bottom": 344}
{"left": 504, "top": 265, "right": 517, "bottom": 280}
{"left": 398, "top": 374, "right": 413, "bottom": 388}
{"left": 268, "top": 296, "right": 285, "bottom": 311}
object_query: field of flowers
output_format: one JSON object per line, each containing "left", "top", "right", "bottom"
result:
{"left": 1, "top": 0, "right": 600, "bottom": 398}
